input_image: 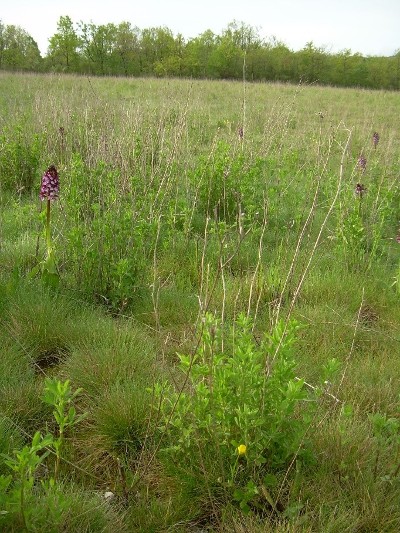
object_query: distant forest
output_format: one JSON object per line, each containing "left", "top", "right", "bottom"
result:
{"left": 1, "top": 16, "right": 399, "bottom": 89}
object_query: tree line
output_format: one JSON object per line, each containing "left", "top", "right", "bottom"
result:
{"left": 1, "top": 16, "right": 399, "bottom": 90}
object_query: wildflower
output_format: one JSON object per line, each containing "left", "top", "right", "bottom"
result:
{"left": 355, "top": 183, "right": 366, "bottom": 197}
{"left": 357, "top": 154, "right": 367, "bottom": 172}
{"left": 37, "top": 165, "right": 60, "bottom": 286}
{"left": 372, "top": 132, "right": 379, "bottom": 148}
{"left": 40, "top": 165, "right": 59, "bottom": 201}
{"left": 237, "top": 444, "right": 247, "bottom": 456}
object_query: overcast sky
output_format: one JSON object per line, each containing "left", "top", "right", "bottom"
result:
{"left": 1, "top": 0, "right": 399, "bottom": 57}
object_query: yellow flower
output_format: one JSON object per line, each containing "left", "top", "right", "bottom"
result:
{"left": 237, "top": 444, "right": 247, "bottom": 456}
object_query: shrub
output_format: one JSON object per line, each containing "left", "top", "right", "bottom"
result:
{"left": 156, "top": 314, "right": 333, "bottom": 513}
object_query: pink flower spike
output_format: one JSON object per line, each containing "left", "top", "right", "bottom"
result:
{"left": 357, "top": 155, "right": 367, "bottom": 172}
{"left": 40, "top": 166, "right": 59, "bottom": 201}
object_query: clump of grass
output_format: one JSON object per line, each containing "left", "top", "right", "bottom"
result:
{"left": 0, "top": 341, "right": 46, "bottom": 434}
{"left": 5, "top": 282, "right": 81, "bottom": 370}
{"left": 0, "top": 232, "right": 38, "bottom": 273}
{"left": 88, "top": 381, "right": 153, "bottom": 457}
{"left": 0, "top": 417, "right": 24, "bottom": 475}
{"left": 1, "top": 480, "right": 127, "bottom": 532}
{"left": 57, "top": 486, "right": 127, "bottom": 532}
{"left": 63, "top": 320, "right": 156, "bottom": 398}
{"left": 72, "top": 380, "right": 156, "bottom": 491}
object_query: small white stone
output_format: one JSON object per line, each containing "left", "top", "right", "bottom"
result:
{"left": 104, "top": 491, "right": 115, "bottom": 502}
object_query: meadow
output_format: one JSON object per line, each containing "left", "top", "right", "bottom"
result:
{"left": 0, "top": 72, "right": 399, "bottom": 532}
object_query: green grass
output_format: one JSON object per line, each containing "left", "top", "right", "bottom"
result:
{"left": 0, "top": 71, "right": 399, "bottom": 531}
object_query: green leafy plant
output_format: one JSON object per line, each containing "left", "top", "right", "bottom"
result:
{"left": 233, "top": 479, "right": 259, "bottom": 514}
{"left": 0, "top": 125, "right": 43, "bottom": 195}
{"left": 1, "top": 431, "right": 53, "bottom": 530}
{"left": 369, "top": 412, "right": 400, "bottom": 480}
{"left": 156, "top": 313, "right": 326, "bottom": 512}
{"left": 61, "top": 155, "right": 153, "bottom": 308}
{"left": 190, "top": 141, "right": 269, "bottom": 224}
{"left": 0, "top": 474, "right": 13, "bottom": 522}
{"left": 42, "top": 378, "right": 87, "bottom": 481}
{"left": 337, "top": 204, "right": 366, "bottom": 267}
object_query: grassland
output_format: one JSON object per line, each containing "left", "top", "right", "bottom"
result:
{"left": 0, "top": 72, "right": 399, "bottom": 532}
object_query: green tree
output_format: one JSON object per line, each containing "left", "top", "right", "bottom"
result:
{"left": 183, "top": 30, "right": 217, "bottom": 77}
{"left": 112, "top": 22, "right": 141, "bottom": 76}
{"left": 47, "top": 16, "right": 81, "bottom": 72}
{"left": 266, "top": 39, "right": 294, "bottom": 81}
{"left": 0, "top": 20, "right": 6, "bottom": 68}
{"left": 0, "top": 16, "right": 396, "bottom": 88}
{"left": 296, "top": 42, "right": 328, "bottom": 83}
{"left": 209, "top": 27, "right": 244, "bottom": 78}
{"left": 350, "top": 53, "right": 369, "bottom": 87}
{"left": 366, "top": 56, "right": 389, "bottom": 89}
{"left": 0, "top": 23, "right": 41, "bottom": 71}
{"left": 223, "top": 21, "right": 262, "bottom": 51}
{"left": 78, "top": 22, "right": 117, "bottom": 75}
{"left": 209, "top": 22, "right": 264, "bottom": 80}
{"left": 140, "top": 26, "right": 177, "bottom": 74}
{"left": 388, "top": 51, "right": 400, "bottom": 90}
{"left": 153, "top": 32, "right": 185, "bottom": 77}
{"left": 333, "top": 49, "right": 353, "bottom": 86}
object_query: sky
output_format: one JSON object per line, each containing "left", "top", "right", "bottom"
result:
{"left": 1, "top": 0, "right": 399, "bottom": 57}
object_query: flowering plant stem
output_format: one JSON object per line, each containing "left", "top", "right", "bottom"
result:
{"left": 30, "top": 202, "right": 57, "bottom": 285}
{"left": 41, "top": 197, "right": 59, "bottom": 288}
{"left": 46, "top": 199, "right": 52, "bottom": 257}
{"left": 34, "top": 165, "right": 60, "bottom": 287}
